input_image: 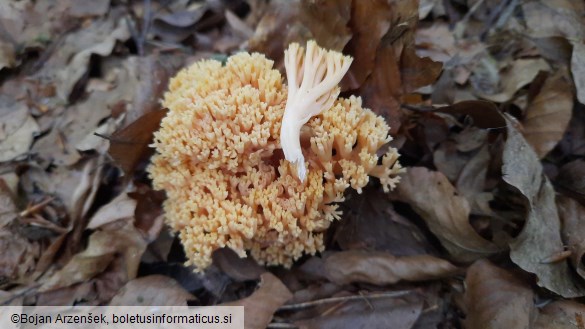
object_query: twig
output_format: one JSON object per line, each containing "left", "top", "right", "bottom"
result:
{"left": 277, "top": 290, "right": 413, "bottom": 311}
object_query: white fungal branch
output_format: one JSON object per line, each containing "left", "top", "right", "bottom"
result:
{"left": 280, "top": 40, "right": 353, "bottom": 182}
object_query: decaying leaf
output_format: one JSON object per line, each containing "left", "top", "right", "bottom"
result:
{"left": 37, "top": 15, "right": 130, "bottom": 100}
{"left": 556, "top": 160, "right": 585, "bottom": 203}
{"left": 0, "top": 229, "right": 41, "bottom": 284}
{"left": 323, "top": 250, "right": 458, "bottom": 286}
{"left": 109, "top": 275, "right": 195, "bottom": 306}
{"left": 334, "top": 188, "right": 432, "bottom": 256}
{"left": 0, "top": 100, "right": 39, "bottom": 162}
{"left": 557, "top": 195, "right": 585, "bottom": 279}
{"left": 535, "top": 300, "right": 585, "bottom": 329}
{"left": 478, "top": 58, "right": 550, "bottom": 103}
{"left": 341, "top": 0, "right": 392, "bottom": 90}
{"left": 222, "top": 272, "right": 292, "bottom": 329}
{"left": 522, "top": 70, "right": 573, "bottom": 158}
{"left": 503, "top": 117, "right": 585, "bottom": 297}
{"left": 248, "top": 0, "right": 352, "bottom": 63}
{"left": 294, "top": 292, "right": 424, "bottom": 329}
{"left": 39, "top": 219, "right": 146, "bottom": 292}
{"left": 395, "top": 167, "right": 501, "bottom": 262}
{"left": 105, "top": 108, "right": 168, "bottom": 176}
{"left": 572, "top": 42, "right": 585, "bottom": 105}
{"left": 463, "top": 259, "right": 535, "bottom": 329}
{"left": 87, "top": 192, "right": 137, "bottom": 229}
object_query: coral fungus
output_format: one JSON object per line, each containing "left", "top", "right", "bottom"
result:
{"left": 148, "top": 42, "right": 403, "bottom": 271}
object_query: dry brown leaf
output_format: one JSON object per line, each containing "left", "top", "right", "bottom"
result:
{"left": 401, "top": 46, "right": 443, "bottom": 93}
{"left": 359, "top": 46, "right": 403, "bottom": 131}
{"left": 294, "top": 293, "right": 423, "bottom": 329}
{"left": 222, "top": 272, "right": 292, "bottom": 329}
{"left": 39, "top": 219, "right": 147, "bottom": 292}
{"left": 212, "top": 248, "right": 265, "bottom": 282}
{"left": 522, "top": 70, "right": 573, "bottom": 158}
{"left": 478, "top": 59, "right": 550, "bottom": 103}
{"left": 557, "top": 195, "right": 585, "bottom": 279}
{"left": 415, "top": 22, "right": 456, "bottom": 63}
{"left": 0, "top": 228, "right": 40, "bottom": 284}
{"left": 535, "top": 300, "right": 585, "bottom": 329}
{"left": 323, "top": 250, "right": 458, "bottom": 286}
{"left": 109, "top": 275, "right": 195, "bottom": 306}
{"left": 503, "top": 117, "right": 585, "bottom": 297}
{"left": 395, "top": 167, "right": 501, "bottom": 262}
{"left": 0, "top": 99, "right": 39, "bottom": 162}
{"left": 556, "top": 160, "right": 585, "bottom": 203}
{"left": 334, "top": 188, "right": 432, "bottom": 256}
{"left": 68, "top": 0, "right": 110, "bottom": 18}
{"left": 37, "top": 15, "right": 130, "bottom": 100}
{"left": 436, "top": 100, "right": 506, "bottom": 130}
{"left": 522, "top": 0, "right": 585, "bottom": 40}
{"left": 341, "top": 0, "right": 392, "bottom": 90}
{"left": 0, "top": 178, "right": 17, "bottom": 229}
{"left": 463, "top": 259, "right": 535, "bottom": 329}
{"left": 106, "top": 108, "right": 168, "bottom": 176}
{"left": 572, "top": 42, "right": 585, "bottom": 105}
{"left": 87, "top": 192, "right": 137, "bottom": 229}
{"left": 0, "top": 39, "right": 16, "bottom": 70}
{"left": 248, "top": 0, "right": 352, "bottom": 64}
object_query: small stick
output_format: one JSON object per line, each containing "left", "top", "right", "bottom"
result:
{"left": 277, "top": 290, "right": 413, "bottom": 311}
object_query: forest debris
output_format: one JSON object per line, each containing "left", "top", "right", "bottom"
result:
{"left": 463, "top": 259, "right": 535, "bottom": 329}
{"left": 323, "top": 250, "right": 458, "bottom": 285}
{"left": 39, "top": 219, "right": 147, "bottom": 292}
{"left": 571, "top": 42, "right": 585, "bottom": 105}
{"left": 222, "top": 273, "right": 292, "bottom": 329}
{"left": 109, "top": 275, "right": 195, "bottom": 306}
{"left": 522, "top": 70, "right": 573, "bottom": 158}
{"left": 37, "top": 15, "right": 130, "bottom": 101}
{"left": 535, "top": 300, "right": 585, "bottom": 329}
{"left": 0, "top": 100, "right": 39, "bottom": 162}
{"left": 293, "top": 291, "right": 423, "bottom": 329}
{"left": 503, "top": 117, "right": 585, "bottom": 297}
{"left": 557, "top": 196, "right": 585, "bottom": 279}
{"left": 478, "top": 58, "right": 550, "bottom": 103}
{"left": 395, "top": 167, "right": 501, "bottom": 262}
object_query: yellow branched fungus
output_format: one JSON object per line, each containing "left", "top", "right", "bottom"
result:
{"left": 149, "top": 42, "right": 403, "bottom": 271}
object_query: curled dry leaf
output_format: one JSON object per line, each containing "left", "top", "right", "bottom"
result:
{"left": 0, "top": 229, "right": 40, "bottom": 284}
{"left": 37, "top": 15, "right": 130, "bottom": 100}
{"left": 522, "top": 0, "right": 585, "bottom": 40}
{"left": 334, "top": 188, "right": 432, "bottom": 256}
{"left": 109, "top": 275, "right": 195, "bottom": 306}
{"left": 87, "top": 192, "right": 137, "bottom": 229}
{"left": 395, "top": 167, "right": 501, "bottom": 262}
{"left": 39, "top": 219, "right": 147, "bottom": 292}
{"left": 503, "top": 117, "right": 585, "bottom": 297}
{"left": 522, "top": 70, "right": 573, "bottom": 158}
{"left": 248, "top": 0, "right": 352, "bottom": 64}
{"left": 478, "top": 58, "right": 550, "bottom": 103}
{"left": 556, "top": 160, "right": 585, "bottom": 203}
{"left": 535, "top": 300, "right": 585, "bottom": 329}
{"left": 341, "top": 0, "right": 392, "bottom": 90}
{"left": 572, "top": 42, "right": 585, "bottom": 105}
{"left": 323, "top": 250, "right": 458, "bottom": 286}
{"left": 463, "top": 259, "right": 535, "bottom": 329}
{"left": 294, "top": 292, "right": 424, "bottom": 329}
{"left": 0, "top": 100, "right": 39, "bottom": 162}
{"left": 106, "top": 108, "right": 168, "bottom": 176}
{"left": 557, "top": 195, "right": 585, "bottom": 279}
{"left": 222, "top": 272, "right": 292, "bottom": 329}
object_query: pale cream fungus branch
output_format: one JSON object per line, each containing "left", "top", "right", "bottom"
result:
{"left": 281, "top": 41, "right": 353, "bottom": 182}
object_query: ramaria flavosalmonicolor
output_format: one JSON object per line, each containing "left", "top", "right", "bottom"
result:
{"left": 148, "top": 41, "right": 403, "bottom": 271}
